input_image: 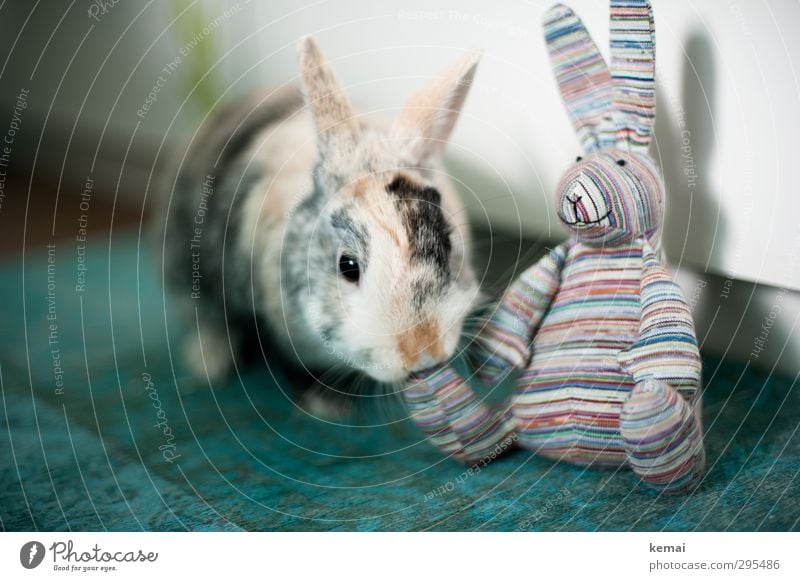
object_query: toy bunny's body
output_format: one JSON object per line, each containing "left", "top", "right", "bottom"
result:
{"left": 512, "top": 232, "right": 702, "bottom": 467}
{"left": 403, "top": 0, "right": 705, "bottom": 493}
{"left": 521, "top": 236, "right": 654, "bottom": 465}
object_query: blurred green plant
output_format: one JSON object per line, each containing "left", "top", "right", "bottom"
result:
{"left": 170, "top": 0, "right": 224, "bottom": 115}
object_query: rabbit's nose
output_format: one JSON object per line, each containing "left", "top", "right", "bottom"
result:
{"left": 409, "top": 351, "right": 440, "bottom": 373}
{"left": 398, "top": 319, "right": 444, "bottom": 372}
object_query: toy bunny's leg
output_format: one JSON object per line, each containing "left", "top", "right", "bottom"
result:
{"left": 621, "top": 379, "right": 705, "bottom": 492}
{"left": 469, "top": 242, "right": 570, "bottom": 385}
{"left": 404, "top": 364, "right": 518, "bottom": 464}
{"left": 619, "top": 240, "right": 705, "bottom": 492}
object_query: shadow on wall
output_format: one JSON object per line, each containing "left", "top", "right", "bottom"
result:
{"left": 683, "top": 273, "right": 797, "bottom": 379}
{"left": 657, "top": 29, "right": 724, "bottom": 270}
{"left": 656, "top": 31, "right": 798, "bottom": 378}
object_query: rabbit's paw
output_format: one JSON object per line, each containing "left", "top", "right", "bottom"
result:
{"left": 182, "top": 326, "right": 236, "bottom": 385}
{"left": 298, "top": 389, "right": 349, "bottom": 421}
{"left": 621, "top": 379, "right": 705, "bottom": 493}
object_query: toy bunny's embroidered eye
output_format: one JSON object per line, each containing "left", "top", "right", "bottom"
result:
{"left": 576, "top": 156, "right": 583, "bottom": 162}
{"left": 338, "top": 254, "right": 360, "bottom": 284}
{"left": 617, "top": 159, "right": 626, "bottom": 166}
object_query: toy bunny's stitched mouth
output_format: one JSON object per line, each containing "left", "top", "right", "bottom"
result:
{"left": 562, "top": 210, "right": 611, "bottom": 226}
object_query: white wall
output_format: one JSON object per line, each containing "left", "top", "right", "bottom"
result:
{"left": 225, "top": 0, "right": 800, "bottom": 291}
{"left": 3, "top": 0, "right": 798, "bottom": 292}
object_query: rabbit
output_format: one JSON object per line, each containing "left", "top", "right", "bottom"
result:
{"left": 400, "top": 0, "right": 706, "bottom": 493}
{"left": 159, "top": 36, "right": 482, "bottom": 403}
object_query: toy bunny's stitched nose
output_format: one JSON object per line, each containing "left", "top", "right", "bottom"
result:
{"left": 561, "top": 179, "right": 609, "bottom": 226}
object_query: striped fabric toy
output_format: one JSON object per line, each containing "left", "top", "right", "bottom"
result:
{"left": 402, "top": 0, "right": 706, "bottom": 493}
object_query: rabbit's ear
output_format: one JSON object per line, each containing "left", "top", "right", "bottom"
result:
{"left": 297, "top": 36, "right": 360, "bottom": 155}
{"left": 544, "top": 4, "right": 616, "bottom": 152}
{"left": 610, "top": 0, "right": 656, "bottom": 151}
{"left": 391, "top": 50, "right": 481, "bottom": 163}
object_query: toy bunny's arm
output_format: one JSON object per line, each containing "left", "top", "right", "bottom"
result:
{"left": 618, "top": 239, "right": 706, "bottom": 492}
{"left": 402, "top": 242, "right": 568, "bottom": 464}
{"left": 469, "top": 242, "right": 570, "bottom": 384}
{"left": 618, "top": 239, "right": 702, "bottom": 398}
{"left": 404, "top": 364, "right": 518, "bottom": 464}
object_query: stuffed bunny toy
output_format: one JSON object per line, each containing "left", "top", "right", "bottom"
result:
{"left": 402, "top": 0, "right": 705, "bottom": 492}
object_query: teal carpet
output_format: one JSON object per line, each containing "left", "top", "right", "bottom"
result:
{"left": 1, "top": 232, "right": 798, "bottom": 531}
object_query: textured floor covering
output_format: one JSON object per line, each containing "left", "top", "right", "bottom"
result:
{"left": 1, "top": 233, "right": 798, "bottom": 531}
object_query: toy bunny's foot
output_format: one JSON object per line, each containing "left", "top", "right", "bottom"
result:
{"left": 404, "top": 365, "right": 518, "bottom": 464}
{"left": 621, "top": 379, "right": 705, "bottom": 493}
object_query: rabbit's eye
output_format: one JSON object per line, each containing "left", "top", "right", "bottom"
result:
{"left": 338, "top": 254, "right": 360, "bottom": 284}
{"left": 617, "top": 159, "right": 627, "bottom": 167}
{"left": 576, "top": 156, "right": 583, "bottom": 162}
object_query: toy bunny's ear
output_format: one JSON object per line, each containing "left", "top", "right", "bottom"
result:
{"left": 610, "top": 0, "right": 656, "bottom": 151}
{"left": 297, "top": 36, "right": 360, "bottom": 155}
{"left": 391, "top": 49, "right": 481, "bottom": 163}
{"left": 543, "top": 3, "right": 616, "bottom": 152}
